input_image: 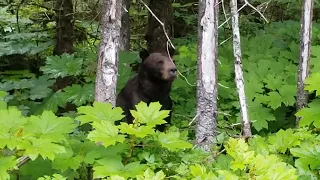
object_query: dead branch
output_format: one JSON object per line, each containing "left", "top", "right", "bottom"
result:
{"left": 218, "top": 0, "right": 269, "bottom": 29}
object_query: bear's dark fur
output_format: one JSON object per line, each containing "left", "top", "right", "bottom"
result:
{"left": 116, "top": 48, "right": 177, "bottom": 132}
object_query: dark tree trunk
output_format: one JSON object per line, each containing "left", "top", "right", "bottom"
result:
{"left": 145, "top": 0, "right": 173, "bottom": 53}
{"left": 53, "top": 0, "right": 74, "bottom": 55}
{"left": 52, "top": 0, "right": 75, "bottom": 94}
{"left": 120, "top": 0, "right": 131, "bottom": 50}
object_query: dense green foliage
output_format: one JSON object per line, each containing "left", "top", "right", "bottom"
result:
{"left": 1, "top": 0, "right": 320, "bottom": 179}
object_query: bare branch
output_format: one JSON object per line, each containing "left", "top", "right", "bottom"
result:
{"left": 17, "top": 156, "right": 30, "bottom": 168}
{"left": 244, "top": 0, "right": 269, "bottom": 23}
{"left": 221, "top": 0, "right": 230, "bottom": 29}
{"left": 218, "top": 0, "right": 269, "bottom": 29}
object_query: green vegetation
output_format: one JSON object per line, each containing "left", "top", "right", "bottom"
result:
{"left": 1, "top": 0, "right": 320, "bottom": 179}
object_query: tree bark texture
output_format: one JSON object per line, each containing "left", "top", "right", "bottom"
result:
{"left": 146, "top": 0, "right": 173, "bottom": 53}
{"left": 196, "top": 0, "right": 219, "bottom": 152}
{"left": 120, "top": 0, "right": 130, "bottom": 50}
{"left": 230, "top": 0, "right": 252, "bottom": 139}
{"left": 54, "top": 0, "right": 74, "bottom": 55}
{"left": 296, "top": 0, "right": 313, "bottom": 127}
{"left": 95, "top": 0, "right": 122, "bottom": 105}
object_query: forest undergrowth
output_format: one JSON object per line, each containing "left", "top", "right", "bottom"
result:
{"left": 1, "top": 2, "right": 320, "bottom": 179}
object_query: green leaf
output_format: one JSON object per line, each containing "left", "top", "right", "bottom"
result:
{"left": 251, "top": 154, "right": 298, "bottom": 180}
{"left": 217, "top": 170, "right": 239, "bottom": 179}
{"left": 0, "top": 91, "right": 7, "bottom": 109}
{"left": 61, "top": 84, "right": 94, "bottom": 106}
{"left": 189, "top": 164, "right": 217, "bottom": 179}
{"left": 296, "top": 99, "right": 320, "bottom": 128}
{"left": 189, "top": 164, "right": 208, "bottom": 177}
{"left": 213, "top": 154, "right": 233, "bottom": 170}
{"left": 248, "top": 136, "right": 269, "bottom": 156}
{"left": 118, "top": 123, "right": 155, "bottom": 138}
{"left": 131, "top": 102, "right": 169, "bottom": 127}
{"left": 41, "top": 53, "right": 83, "bottom": 78}
{"left": 224, "top": 138, "right": 255, "bottom": 171}
{"left": 109, "top": 175, "right": 126, "bottom": 180}
{"left": 29, "top": 76, "right": 55, "bottom": 100}
{"left": 304, "top": 73, "right": 320, "bottom": 96}
{"left": 0, "top": 107, "right": 28, "bottom": 149}
{"left": 267, "top": 91, "right": 282, "bottom": 109}
{"left": 87, "top": 121, "right": 126, "bottom": 147}
{"left": 25, "top": 111, "right": 77, "bottom": 141}
{"left": 244, "top": 76, "right": 264, "bottom": 101}
{"left": 263, "top": 74, "right": 283, "bottom": 91}
{"left": 37, "top": 174, "right": 67, "bottom": 180}
{"left": 20, "top": 138, "right": 66, "bottom": 160}
{"left": 248, "top": 101, "right": 275, "bottom": 131}
{"left": 156, "top": 132, "right": 192, "bottom": 151}
{"left": 52, "top": 154, "right": 83, "bottom": 172}
{"left": 310, "top": 46, "right": 320, "bottom": 73}
{"left": 290, "top": 142, "right": 320, "bottom": 170}
{"left": 0, "top": 156, "right": 17, "bottom": 180}
{"left": 136, "top": 168, "right": 166, "bottom": 180}
{"left": 77, "top": 102, "right": 125, "bottom": 125}
{"left": 33, "top": 91, "right": 67, "bottom": 114}
{"left": 94, "top": 156, "right": 146, "bottom": 179}
{"left": 268, "top": 129, "right": 300, "bottom": 153}
{"left": 278, "top": 85, "right": 296, "bottom": 106}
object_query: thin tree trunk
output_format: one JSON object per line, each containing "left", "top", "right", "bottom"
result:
{"left": 230, "top": 0, "right": 252, "bottom": 139}
{"left": 145, "top": 0, "right": 173, "bottom": 53}
{"left": 195, "top": 0, "right": 219, "bottom": 152}
{"left": 120, "top": 0, "right": 130, "bottom": 50}
{"left": 296, "top": 0, "right": 313, "bottom": 128}
{"left": 53, "top": 0, "right": 74, "bottom": 55}
{"left": 94, "top": 0, "right": 122, "bottom": 105}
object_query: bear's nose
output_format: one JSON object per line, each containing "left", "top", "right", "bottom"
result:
{"left": 169, "top": 68, "right": 177, "bottom": 76}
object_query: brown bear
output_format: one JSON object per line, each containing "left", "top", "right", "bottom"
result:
{"left": 116, "top": 48, "right": 177, "bottom": 132}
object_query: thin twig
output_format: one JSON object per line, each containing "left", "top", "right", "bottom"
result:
{"left": 189, "top": 110, "right": 231, "bottom": 126}
{"left": 244, "top": 0, "right": 269, "bottom": 23}
{"left": 221, "top": 0, "right": 230, "bottom": 29}
{"left": 17, "top": 156, "right": 30, "bottom": 168}
{"left": 189, "top": 113, "right": 199, "bottom": 126}
{"left": 218, "top": 0, "right": 269, "bottom": 30}
{"left": 219, "top": 35, "right": 232, "bottom": 45}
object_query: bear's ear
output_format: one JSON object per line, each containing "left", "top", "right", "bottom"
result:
{"left": 139, "top": 48, "right": 149, "bottom": 62}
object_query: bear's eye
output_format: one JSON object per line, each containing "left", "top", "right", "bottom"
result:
{"left": 157, "top": 60, "right": 164, "bottom": 65}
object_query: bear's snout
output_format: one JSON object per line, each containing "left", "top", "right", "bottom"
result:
{"left": 169, "top": 68, "right": 177, "bottom": 78}
{"left": 169, "top": 68, "right": 177, "bottom": 76}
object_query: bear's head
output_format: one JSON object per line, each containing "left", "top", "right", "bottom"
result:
{"left": 138, "top": 48, "right": 177, "bottom": 82}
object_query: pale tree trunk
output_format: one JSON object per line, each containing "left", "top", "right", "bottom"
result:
{"left": 95, "top": 0, "right": 122, "bottom": 105}
{"left": 120, "top": 0, "right": 130, "bottom": 50}
{"left": 196, "top": 0, "right": 219, "bottom": 152}
{"left": 230, "top": 0, "right": 252, "bottom": 139}
{"left": 296, "top": 0, "right": 313, "bottom": 128}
